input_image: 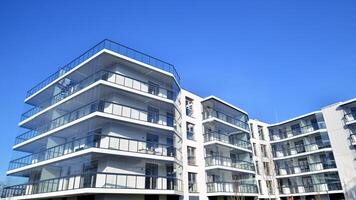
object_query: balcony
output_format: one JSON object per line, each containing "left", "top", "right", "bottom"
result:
{"left": 279, "top": 182, "right": 342, "bottom": 195}
{"left": 272, "top": 142, "right": 331, "bottom": 159}
{"left": 1, "top": 172, "right": 182, "bottom": 198}
{"left": 26, "top": 39, "right": 180, "bottom": 99}
{"left": 9, "top": 134, "right": 181, "bottom": 171}
{"left": 270, "top": 123, "right": 326, "bottom": 142}
{"left": 276, "top": 161, "right": 337, "bottom": 176}
{"left": 206, "top": 182, "right": 258, "bottom": 194}
{"left": 204, "top": 132, "right": 251, "bottom": 151}
{"left": 15, "top": 100, "right": 180, "bottom": 145}
{"left": 351, "top": 134, "right": 356, "bottom": 146}
{"left": 21, "top": 70, "right": 179, "bottom": 122}
{"left": 205, "top": 156, "right": 255, "bottom": 172}
{"left": 203, "top": 109, "right": 249, "bottom": 131}
{"left": 344, "top": 112, "right": 356, "bottom": 124}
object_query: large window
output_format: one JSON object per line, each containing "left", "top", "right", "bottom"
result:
{"left": 263, "top": 162, "right": 270, "bottom": 176}
{"left": 250, "top": 123, "right": 255, "bottom": 138}
{"left": 261, "top": 144, "right": 267, "bottom": 157}
{"left": 187, "top": 146, "right": 196, "bottom": 165}
{"left": 253, "top": 143, "right": 257, "bottom": 156}
{"left": 186, "top": 122, "right": 195, "bottom": 140}
{"left": 256, "top": 161, "right": 260, "bottom": 175}
{"left": 266, "top": 180, "right": 273, "bottom": 194}
{"left": 188, "top": 172, "right": 197, "bottom": 192}
{"left": 185, "top": 97, "right": 193, "bottom": 117}
{"left": 258, "top": 125, "right": 265, "bottom": 140}
{"left": 258, "top": 180, "right": 262, "bottom": 194}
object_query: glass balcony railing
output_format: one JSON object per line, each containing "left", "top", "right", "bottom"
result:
{"left": 26, "top": 39, "right": 180, "bottom": 98}
{"left": 276, "top": 161, "right": 337, "bottom": 176}
{"left": 204, "top": 132, "right": 251, "bottom": 150}
{"left": 279, "top": 182, "right": 342, "bottom": 195}
{"left": 15, "top": 100, "right": 180, "bottom": 145}
{"left": 9, "top": 134, "right": 182, "bottom": 171}
{"left": 205, "top": 156, "right": 255, "bottom": 172}
{"left": 203, "top": 109, "right": 249, "bottom": 131}
{"left": 344, "top": 112, "right": 356, "bottom": 123}
{"left": 21, "top": 70, "right": 179, "bottom": 121}
{"left": 269, "top": 122, "right": 326, "bottom": 141}
{"left": 1, "top": 172, "right": 183, "bottom": 198}
{"left": 272, "top": 142, "right": 331, "bottom": 158}
{"left": 206, "top": 182, "right": 258, "bottom": 194}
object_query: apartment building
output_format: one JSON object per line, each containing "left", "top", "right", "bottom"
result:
{"left": 2, "top": 39, "right": 356, "bottom": 200}
{"left": 249, "top": 120, "right": 279, "bottom": 200}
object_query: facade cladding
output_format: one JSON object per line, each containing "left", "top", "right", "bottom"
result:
{"left": 2, "top": 39, "right": 356, "bottom": 200}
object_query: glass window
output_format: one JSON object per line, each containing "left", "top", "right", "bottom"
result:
{"left": 188, "top": 172, "right": 197, "bottom": 192}
{"left": 263, "top": 162, "right": 270, "bottom": 175}
{"left": 187, "top": 146, "right": 196, "bottom": 165}
{"left": 148, "top": 81, "right": 159, "bottom": 95}
{"left": 253, "top": 143, "right": 257, "bottom": 156}
{"left": 261, "top": 144, "right": 267, "bottom": 157}
{"left": 294, "top": 140, "right": 305, "bottom": 153}
{"left": 186, "top": 122, "right": 195, "bottom": 140}
{"left": 250, "top": 123, "right": 255, "bottom": 138}
{"left": 185, "top": 97, "right": 193, "bottom": 117}
{"left": 256, "top": 161, "right": 260, "bottom": 175}
{"left": 258, "top": 180, "right": 262, "bottom": 194}
{"left": 258, "top": 125, "right": 264, "bottom": 140}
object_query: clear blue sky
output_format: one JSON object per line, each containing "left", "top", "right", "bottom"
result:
{"left": 0, "top": 0, "right": 355, "bottom": 182}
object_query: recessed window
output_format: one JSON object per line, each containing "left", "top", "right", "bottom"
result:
{"left": 258, "top": 125, "right": 264, "bottom": 140}
{"left": 186, "top": 122, "right": 195, "bottom": 140}
{"left": 185, "top": 97, "right": 194, "bottom": 117}
{"left": 188, "top": 172, "right": 197, "bottom": 192}
{"left": 187, "top": 146, "right": 196, "bottom": 165}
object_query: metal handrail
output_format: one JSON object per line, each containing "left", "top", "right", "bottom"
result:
{"left": 22, "top": 70, "right": 179, "bottom": 121}
{"left": 16, "top": 100, "right": 180, "bottom": 145}
{"left": 276, "top": 161, "right": 337, "bottom": 175}
{"left": 26, "top": 39, "right": 180, "bottom": 98}
{"left": 203, "top": 109, "right": 249, "bottom": 131}
{"left": 203, "top": 132, "right": 251, "bottom": 150}
{"left": 206, "top": 182, "right": 258, "bottom": 193}
{"left": 205, "top": 156, "right": 255, "bottom": 171}
{"left": 10, "top": 133, "right": 182, "bottom": 170}
{"left": 269, "top": 122, "right": 326, "bottom": 141}
{"left": 1, "top": 172, "right": 183, "bottom": 198}
{"left": 272, "top": 142, "right": 331, "bottom": 158}
{"left": 279, "top": 181, "right": 342, "bottom": 194}
{"left": 344, "top": 111, "right": 356, "bottom": 123}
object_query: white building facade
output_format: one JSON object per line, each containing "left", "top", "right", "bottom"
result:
{"left": 2, "top": 40, "right": 356, "bottom": 200}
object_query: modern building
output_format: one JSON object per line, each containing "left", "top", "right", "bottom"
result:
{"left": 2, "top": 39, "right": 356, "bottom": 200}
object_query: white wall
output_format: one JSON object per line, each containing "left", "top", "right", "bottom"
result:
{"left": 322, "top": 103, "right": 356, "bottom": 199}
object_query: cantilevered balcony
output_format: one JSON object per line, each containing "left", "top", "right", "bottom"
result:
{"left": 279, "top": 182, "right": 342, "bottom": 195}
{"left": 344, "top": 111, "right": 356, "bottom": 124}
{"left": 276, "top": 161, "right": 337, "bottom": 177}
{"left": 1, "top": 172, "right": 183, "bottom": 198}
{"left": 9, "top": 134, "right": 181, "bottom": 172}
{"left": 204, "top": 132, "right": 251, "bottom": 151}
{"left": 205, "top": 156, "right": 255, "bottom": 172}
{"left": 15, "top": 100, "right": 180, "bottom": 146}
{"left": 21, "top": 70, "right": 179, "bottom": 122}
{"left": 26, "top": 39, "right": 180, "bottom": 100}
{"left": 206, "top": 182, "right": 258, "bottom": 195}
{"left": 351, "top": 134, "right": 356, "bottom": 146}
{"left": 203, "top": 109, "right": 249, "bottom": 131}
{"left": 269, "top": 122, "right": 326, "bottom": 142}
{"left": 272, "top": 142, "right": 331, "bottom": 159}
